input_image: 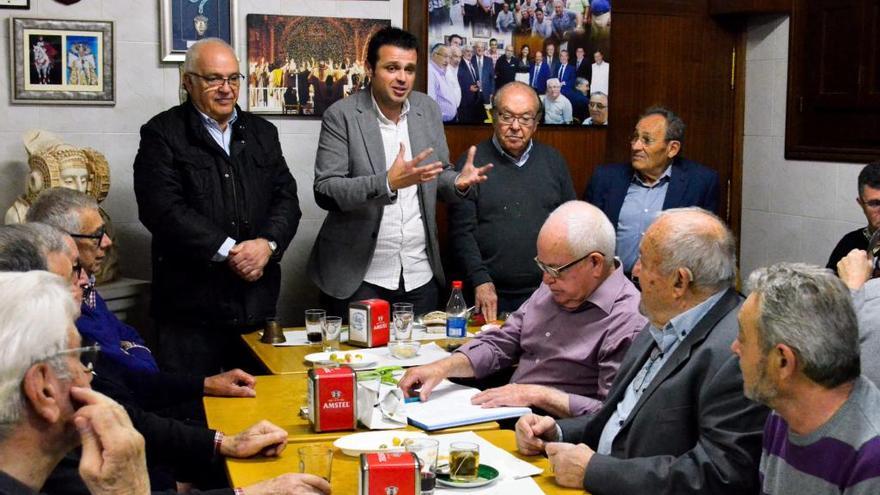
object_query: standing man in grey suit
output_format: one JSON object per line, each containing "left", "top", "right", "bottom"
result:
{"left": 308, "top": 27, "right": 492, "bottom": 317}
{"left": 515, "top": 207, "right": 768, "bottom": 495}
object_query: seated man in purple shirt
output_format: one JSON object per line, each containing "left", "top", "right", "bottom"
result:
{"left": 399, "top": 201, "right": 646, "bottom": 418}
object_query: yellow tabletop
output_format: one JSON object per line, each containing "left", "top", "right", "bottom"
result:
{"left": 242, "top": 329, "right": 475, "bottom": 375}
{"left": 223, "top": 429, "right": 583, "bottom": 494}
{"left": 241, "top": 330, "right": 359, "bottom": 375}
{"left": 204, "top": 374, "right": 500, "bottom": 444}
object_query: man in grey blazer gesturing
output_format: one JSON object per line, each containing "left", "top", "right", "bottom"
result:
{"left": 308, "top": 27, "right": 492, "bottom": 316}
{"left": 515, "top": 208, "right": 769, "bottom": 494}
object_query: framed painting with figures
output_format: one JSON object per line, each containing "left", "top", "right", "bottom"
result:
{"left": 9, "top": 17, "right": 115, "bottom": 105}
{"left": 160, "top": 0, "right": 237, "bottom": 62}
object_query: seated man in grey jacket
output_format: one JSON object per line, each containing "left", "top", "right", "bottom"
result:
{"left": 515, "top": 208, "right": 768, "bottom": 494}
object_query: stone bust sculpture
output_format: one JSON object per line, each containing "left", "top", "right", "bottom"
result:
{"left": 5, "top": 129, "right": 118, "bottom": 283}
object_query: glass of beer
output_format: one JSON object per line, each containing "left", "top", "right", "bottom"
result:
{"left": 305, "top": 309, "right": 325, "bottom": 346}
{"left": 449, "top": 441, "right": 480, "bottom": 482}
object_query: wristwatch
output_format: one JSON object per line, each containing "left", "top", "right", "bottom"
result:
{"left": 267, "top": 240, "right": 277, "bottom": 253}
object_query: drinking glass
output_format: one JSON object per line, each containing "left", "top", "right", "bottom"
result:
{"left": 392, "top": 303, "right": 414, "bottom": 342}
{"left": 305, "top": 309, "right": 325, "bottom": 346}
{"left": 393, "top": 309, "right": 414, "bottom": 341}
{"left": 298, "top": 445, "right": 333, "bottom": 482}
{"left": 449, "top": 441, "right": 480, "bottom": 482}
{"left": 406, "top": 438, "right": 439, "bottom": 494}
{"left": 322, "top": 316, "right": 342, "bottom": 352}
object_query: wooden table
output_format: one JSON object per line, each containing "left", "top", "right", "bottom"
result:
{"left": 241, "top": 330, "right": 360, "bottom": 375}
{"left": 204, "top": 374, "right": 500, "bottom": 444}
{"left": 221, "top": 429, "right": 582, "bottom": 494}
{"left": 241, "top": 329, "right": 474, "bottom": 375}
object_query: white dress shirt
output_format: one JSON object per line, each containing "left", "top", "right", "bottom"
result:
{"left": 591, "top": 61, "right": 610, "bottom": 95}
{"left": 363, "top": 96, "right": 433, "bottom": 292}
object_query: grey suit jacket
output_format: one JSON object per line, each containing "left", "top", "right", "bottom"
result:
{"left": 557, "top": 288, "right": 768, "bottom": 495}
{"left": 308, "top": 89, "right": 463, "bottom": 299}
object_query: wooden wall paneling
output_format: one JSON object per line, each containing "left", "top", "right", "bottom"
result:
{"left": 709, "top": 0, "right": 792, "bottom": 16}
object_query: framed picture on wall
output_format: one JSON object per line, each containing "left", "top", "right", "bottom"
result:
{"left": 9, "top": 17, "right": 115, "bottom": 105}
{"left": 246, "top": 14, "right": 390, "bottom": 116}
{"left": 0, "top": 0, "right": 30, "bottom": 9}
{"left": 425, "top": 0, "right": 611, "bottom": 127}
{"left": 160, "top": 0, "right": 238, "bottom": 63}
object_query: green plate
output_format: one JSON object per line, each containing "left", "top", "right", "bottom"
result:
{"left": 436, "top": 464, "right": 500, "bottom": 488}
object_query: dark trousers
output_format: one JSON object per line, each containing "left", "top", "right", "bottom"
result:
{"left": 156, "top": 321, "right": 263, "bottom": 376}
{"left": 322, "top": 277, "right": 440, "bottom": 322}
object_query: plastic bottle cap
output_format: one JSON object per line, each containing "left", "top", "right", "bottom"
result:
{"left": 452, "top": 280, "right": 463, "bottom": 289}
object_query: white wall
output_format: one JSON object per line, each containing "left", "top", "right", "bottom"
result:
{"left": 741, "top": 15, "right": 867, "bottom": 280}
{"left": 0, "top": 0, "right": 402, "bottom": 324}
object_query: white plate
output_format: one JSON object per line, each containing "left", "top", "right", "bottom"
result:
{"left": 333, "top": 430, "right": 428, "bottom": 456}
{"left": 304, "top": 351, "right": 378, "bottom": 369}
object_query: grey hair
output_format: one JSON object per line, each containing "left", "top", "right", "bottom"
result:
{"left": 19, "top": 223, "right": 70, "bottom": 257}
{"left": 641, "top": 106, "right": 686, "bottom": 145}
{"left": 747, "top": 263, "right": 860, "bottom": 388}
{"left": 575, "top": 77, "right": 589, "bottom": 88}
{"left": 26, "top": 187, "right": 97, "bottom": 233}
{"left": 547, "top": 201, "right": 615, "bottom": 267}
{"left": 183, "top": 37, "right": 236, "bottom": 74}
{"left": 546, "top": 78, "right": 561, "bottom": 89}
{"left": 0, "top": 271, "right": 77, "bottom": 440}
{"left": 0, "top": 226, "right": 46, "bottom": 272}
{"left": 653, "top": 207, "right": 736, "bottom": 291}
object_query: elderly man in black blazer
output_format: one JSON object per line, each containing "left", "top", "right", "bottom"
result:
{"left": 515, "top": 207, "right": 768, "bottom": 495}
{"left": 584, "top": 107, "right": 719, "bottom": 278}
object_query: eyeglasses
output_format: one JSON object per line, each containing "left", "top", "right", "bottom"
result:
{"left": 861, "top": 198, "right": 880, "bottom": 210}
{"left": 70, "top": 262, "right": 83, "bottom": 282}
{"left": 534, "top": 251, "right": 601, "bottom": 279}
{"left": 496, "top": 112, "right": 537, "bottom": 127}
{"left": 588, "top": 102, "right": 607, "bottom": 110}
{"left": 187, "top": 72, "right": 245, "bottom": 88}
{"left": 47, "top": 344, "right": 100, "bottom": 374}
{"left": 69, "top": 225, "right": 106, "bottom": 244}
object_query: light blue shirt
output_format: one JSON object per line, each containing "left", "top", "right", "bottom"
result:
{"left": 616, "top": 166, "right": 672, "bottom": 273}
{"left": 195, "top": 107, "right": 239, "bottom": 260}
{"left": 594, "top": 290, "right": 726, "bottom": 455}
{"left": 491, "top": 135, "right": 532, "bottom": 167}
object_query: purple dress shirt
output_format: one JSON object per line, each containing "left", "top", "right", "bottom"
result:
{"left": 456, "top": 266, "right": 647, "bottom": 416}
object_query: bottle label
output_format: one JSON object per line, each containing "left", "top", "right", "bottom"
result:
{"left": 446, "top": 316, "right": 467, "bottom": 338}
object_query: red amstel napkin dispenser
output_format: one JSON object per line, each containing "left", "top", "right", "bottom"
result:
{"left": 349, "top": 298, "right": 390, "bottom": 348}
{"left": 359, "top": 451, "right": 420, "bottom": 495}
{"left": 307, "top": 365, "right": 357, "bottom": 432}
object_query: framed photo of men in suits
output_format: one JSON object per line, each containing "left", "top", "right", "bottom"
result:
{"left": 425, "top": 0, "right": 612, "bottom": 127}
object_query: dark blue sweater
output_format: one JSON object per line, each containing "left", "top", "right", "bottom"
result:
{"left": 77, "top": 291, "right": 159, "bottom": 374}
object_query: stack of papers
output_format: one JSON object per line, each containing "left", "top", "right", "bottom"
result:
{"left": 433, "top": 431, "right": 544, "bottom": 494}
{"left": 406, "top": 380, "right": 531, "bottom": 431}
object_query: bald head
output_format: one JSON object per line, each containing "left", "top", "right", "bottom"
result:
{"left": 645, "top": 207, "right": 736, "bottom": 292}
{"left": 539, "top": 201, "right": 615, "bottom": 267}
{"left": 183, "top": 38, "right": 236, "bottom": 74}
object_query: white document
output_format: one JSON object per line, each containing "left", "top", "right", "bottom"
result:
{"left": 406, "top": 380, "right": 531, "bottom": 431}
{"left": 432, "top": 431, "right": 544, "bottom": 494}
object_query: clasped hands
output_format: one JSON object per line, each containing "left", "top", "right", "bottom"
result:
{"left": 387, "top": 143, "right": 492, "bottom": 193}
{"left": 516, "top": 413, "right": 595, "bottom": 488}
{"left": 228, "top": 238, "right": 272, "bottom": 282}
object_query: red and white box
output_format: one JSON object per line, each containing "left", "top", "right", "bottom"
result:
{"left": 348, "top": 299, "right": 390, "bottom": 348}
{"left": 359, "top": 452, "right": 420, "bottom": 495}
{"left": 307, "top": 365, "right": 357, "bottom": 432}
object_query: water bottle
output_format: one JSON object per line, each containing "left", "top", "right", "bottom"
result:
{"left": 446, "top": 280, "right": 467, "bottom": 339}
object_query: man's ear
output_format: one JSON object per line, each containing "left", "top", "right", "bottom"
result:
{"left": 775, "top": 344, "right": 798, "bottom": 380}
{"left": 666, "top": 140, "right": 681, "bottom": 159}
{"left": 672, "top": 267, "right": 692, "bottom": 296}
{"left": 21, "top": 363, "right": 63, "bottom": 424}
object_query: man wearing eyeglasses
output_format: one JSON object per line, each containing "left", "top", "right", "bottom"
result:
{"left": 583, "top": 92, "right": 608, "bottom": 126}
{"left": 133, "top": 38, "right": 301, "bottom": 376}
{"left": 584, "top": 107, "right": 719, "bottom": 278}
{"left": 448, "top": 81, "right": 576, "bottom": 321}
{"left": 516, "top": 208, "right": 767, "bottom": 495}
{"left": 826, "top": 161, "right": 880, "bottom": 273}
{"left": 0, "top": 271, "right": 151, "bottom": 495}
{"left": 401, "top": 200, "right": 646, "bottom": 419}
